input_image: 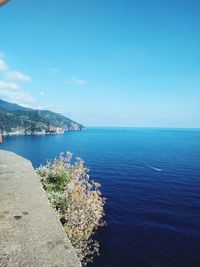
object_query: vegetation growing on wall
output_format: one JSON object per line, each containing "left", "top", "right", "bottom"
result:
{"left": 36, "top": 152, "right": 106, "bottom": 265}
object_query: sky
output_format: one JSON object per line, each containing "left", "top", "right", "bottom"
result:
{"left": 0, "top": 0, "right": 199, "bottom": 127}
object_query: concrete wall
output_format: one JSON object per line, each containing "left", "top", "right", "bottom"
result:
{"left": 0, "top": 150, "right": 81, "bottom": 267}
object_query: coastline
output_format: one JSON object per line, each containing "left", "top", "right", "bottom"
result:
{"left": 1, "top": 128, "right": 86, "bottom": 136}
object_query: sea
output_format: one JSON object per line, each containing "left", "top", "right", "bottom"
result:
{"left": 1, "top": 127, "right": 200, "bottom": 267}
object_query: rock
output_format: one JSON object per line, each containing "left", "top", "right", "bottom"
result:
{"left": 0, "top": 150, "right": 82, "bottom": 267}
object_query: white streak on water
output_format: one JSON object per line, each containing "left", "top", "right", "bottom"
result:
{"left": 146, "top": 165, "right": 163, "bottom": 172}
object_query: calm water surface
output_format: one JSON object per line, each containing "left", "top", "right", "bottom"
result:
{"left": 1, "top": 128, "right": 200, "bottom": 267}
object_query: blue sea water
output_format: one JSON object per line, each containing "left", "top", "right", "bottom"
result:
{"left": 1, "top": 128, "right": 200, "bottom": 267}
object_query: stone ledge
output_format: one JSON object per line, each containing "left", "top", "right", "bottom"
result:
{"left": 0, "top": 150, "right": 81, "bottom": 267}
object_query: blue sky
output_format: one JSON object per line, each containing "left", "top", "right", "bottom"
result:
{"left": 0, "top": 0, "right": 199, "bottom": 127}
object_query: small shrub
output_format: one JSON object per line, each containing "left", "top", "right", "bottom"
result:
{"left": 36, "top": 152, "right": 106, "bottom": 265}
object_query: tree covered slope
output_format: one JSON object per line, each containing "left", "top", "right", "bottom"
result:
{"left": 0, "top": 99, "right": 85, "bottom": 135}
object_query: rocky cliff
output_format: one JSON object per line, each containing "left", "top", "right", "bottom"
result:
{"left": 0, "top": 99, "right": 85, "bottom": 135}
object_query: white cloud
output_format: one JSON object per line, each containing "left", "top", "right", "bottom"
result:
{"left": 0, "top": 54, "right": 35, "bottom": 107}
{"left": 67, "top": 76, "right": 87, "bottom": 85}
{"left": 0, "top": 88, "right": 35, "bottom": 107}
{"left": 39, "top": 91, "right": 45, "bottom": 96}
{"left": 0, "top": 55, "right": 31, "bottom": 82}
{"left": 0, "top": 80, "right": 20, "bottom": 90}
{"left": 0, "top": 59, "right": 8, "bottom": 71}
{"left": 6, "top": 71, "right": 31, "bottom": 81}
{"left": 0, "top": 79, "right": 35, "bottom": 107}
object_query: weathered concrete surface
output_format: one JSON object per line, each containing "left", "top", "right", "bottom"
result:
{"left": 0, "top": 150, "right": 81, "bottom": 267}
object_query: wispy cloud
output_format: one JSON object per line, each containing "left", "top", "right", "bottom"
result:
{"left": 0, "top": 59, "right": 8, "bottom": 71}
{"left": 2, "top": 91, "right": 34, "bottom": 107}
{"left": 0, "top": 53, "right": 35, "bottom": 107}
{"left": 0, "top": 80, "right": 20, "bottom": 90}
{"left": 39, "top": 91, "right": 45, "bottom": 96}
{"left": 67, "top": 76, "right": 87, "bottom": 85}
{"left": 0, "top": 82, "right": 35, "bottom": 107}
{"left": 5, "top": 70, "right": 31, "bottom": 81}
{"left": 49, "top": 68, "right": 60, "bottom": 76}
{"left": 0, "top": 55, "right": 31, "bottom": 82}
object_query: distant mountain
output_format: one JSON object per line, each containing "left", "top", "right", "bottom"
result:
{"left": 0, "top": 99, "right": 85, "bottom": 135}
{"left": 0, "top": 99, "right": 32, "bottom": 111}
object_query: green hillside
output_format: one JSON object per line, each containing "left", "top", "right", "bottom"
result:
{"left": 0, "top": 99, "right": 85, "bottom": 135}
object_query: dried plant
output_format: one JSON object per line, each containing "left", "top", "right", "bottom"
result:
{"left": 36, "top": 152, "right": 106, "bottom": 265}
